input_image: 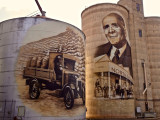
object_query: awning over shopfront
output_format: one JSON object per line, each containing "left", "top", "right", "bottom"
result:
{"left": 94, "top": 54, "right": 133, "bottom": 84}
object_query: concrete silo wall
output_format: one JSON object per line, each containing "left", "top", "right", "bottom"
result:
{"left": 0, "top": 17, "right": 52, "bottom": 99}
{"left": 119, "top": 0, "right": 154, "bottom": 113}
{"left": 0, "top": 17, "right": 50, "bottom": 119}
{"left": 0, "top": 17, "right": 86, "bottom": 120}
{"left": 82, "top": 3, "right": 135, "bottom": 119}
{"left": 146, "top": 17, "right": 160, "bottom": 117}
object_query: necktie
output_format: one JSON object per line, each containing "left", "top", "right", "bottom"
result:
{"left": 112, "top": 49, "right": 120, "bottom": 64}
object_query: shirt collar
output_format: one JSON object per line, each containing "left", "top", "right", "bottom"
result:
{"left": 112, "top": 43, "right": 127, "bottom": 57}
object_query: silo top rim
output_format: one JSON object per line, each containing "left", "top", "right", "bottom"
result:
{"left": 145, "top": 16, "right": 160, "bottom": 19}
{"left": 81, "top": 3, "right": 128, "bottom": 16}
{"left": 145, "top": 16, "right": 160, "bottom": 22}
{"left": 0, "top": 17, "right": 85, "bottom": 39}
{"left": 0, "top": 16, "right": 53, "bottom": 24}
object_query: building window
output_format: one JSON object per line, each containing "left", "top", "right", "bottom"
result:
{"left": 139, "top": 29, "right": 142, "bottom": 37}
{"left": 136, "top": 3, "right": 140, "bottom": 11}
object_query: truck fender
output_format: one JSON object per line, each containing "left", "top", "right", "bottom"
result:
{"left": 62, "top": 83, "right": 76, "bottom": 95}
{"left": 31, "top": 78, "right": 38, "bottom": 83}
{"left": 63, "top": 83, "right": 76, "bottom": 90}
{"left": 26, "top": 78, "right": 37, "bottom": 85}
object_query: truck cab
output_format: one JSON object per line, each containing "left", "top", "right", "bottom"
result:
{"left": 23, "top": 52, "right": 85, "bottom": 109}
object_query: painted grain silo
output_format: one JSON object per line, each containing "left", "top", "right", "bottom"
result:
{"left": 82, "top": 3, "right": 135, "bottom": 119}
{"left": 0, "top": 17, "right": 86, "bottom": 120}
{"left": 145, "top": 17, "right": 160, "bottom": 117}
{"left": 82, "top": 0, "right": 159, "bottom": 119}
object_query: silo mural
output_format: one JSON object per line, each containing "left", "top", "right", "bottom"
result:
{"left": 94, "top": 13, "right": 133, "bottom": 99}
{"left": 0, "top": 17, "right": 86, "bottom": 119}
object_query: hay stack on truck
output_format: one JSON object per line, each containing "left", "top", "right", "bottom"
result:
{"left": 23, "top": 52, "right": 85, "bottom": 109}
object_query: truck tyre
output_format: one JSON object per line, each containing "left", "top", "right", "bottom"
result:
{"left": 29, "top": 80, "right": 40, "bottom": 99}
{"left": 64, "top": 87, "right": 74, "bottom": 109}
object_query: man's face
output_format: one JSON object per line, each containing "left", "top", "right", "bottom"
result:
{"left": 102, "top": 15, "right": 123, "bottom": 45}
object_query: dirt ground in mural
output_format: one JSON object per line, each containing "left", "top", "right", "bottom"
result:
{"left": 16, "top": 76, "right": 86, "bottom": 117}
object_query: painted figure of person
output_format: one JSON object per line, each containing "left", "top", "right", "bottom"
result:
{"left": 116, "top": 83, "right": 121, "bottom": 96}
{"left": 103, "top": 83, "right": 109, "bottom": 98}
{"left": 95, "top": 13, "right": 132, "bottom": 76}
{"left": 121, "top": 83, "right": 125, "bottom": 99}
{"left": 112, "top": 85, "right": 116, "bottom": 97}
{"left": 54, "top": 55, "right": 63, "bottom": 80}
{"left": 95, "top": 79, "right": 102, "bottom": 93}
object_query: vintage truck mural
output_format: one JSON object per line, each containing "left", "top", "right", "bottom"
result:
{"left": 23, "top": 52, "right": 85, "bottom": 109}
{"left": 15, "top": 21, "right": 85, "bottom": 117}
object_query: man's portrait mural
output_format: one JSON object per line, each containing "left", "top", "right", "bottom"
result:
{"left": 94, "top": 13, "right": 133, "bottom": 99}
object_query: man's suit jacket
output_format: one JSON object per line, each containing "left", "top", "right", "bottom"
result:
{"left": 94, "top": 42, "right": 133, "bottom": 76}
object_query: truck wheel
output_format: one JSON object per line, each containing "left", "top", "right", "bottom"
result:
{"left": 82, "top": 87, "right": 85, "bottom": 105}
{"left": 64, "top": 87, "right": 74, "bottom": 109}
{"left": 29, "top": 80, "right": 40, "bottom": 99}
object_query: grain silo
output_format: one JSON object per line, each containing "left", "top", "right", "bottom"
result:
{"left": 82, "top": 3, "right": 135, "bottom": 119}
{"left": 145, "top": 17, "right": 160, "bottom": 117}
{"left": 82, "top": 0, "right": 159, "bottom": 119}
{"left": 0, "top": 17, "right": 86, "bottom": 120}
